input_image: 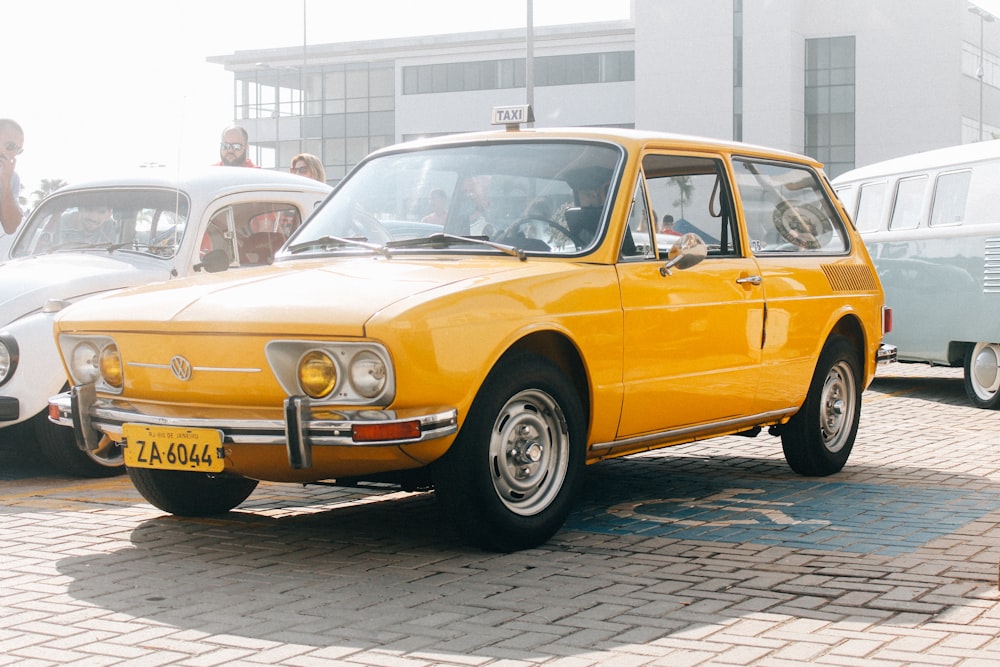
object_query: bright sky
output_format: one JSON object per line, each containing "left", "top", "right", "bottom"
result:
{"left": 4, "top": 0, "right": 631, "bottom": 199}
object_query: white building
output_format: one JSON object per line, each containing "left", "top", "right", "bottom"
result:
{"left": 209, "top": 0, "right": 1000, "bottom": 182}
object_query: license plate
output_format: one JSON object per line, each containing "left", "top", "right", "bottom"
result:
{"left": 122, "top": 424, "right": 225, "bottom": 472}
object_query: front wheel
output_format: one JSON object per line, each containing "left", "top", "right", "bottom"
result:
{"left": 964, "top": 342, "right": 1000, "bottom": 409}
{"left": 127, "top": 467, "right": 258, "bottom": 516}
{"left": 34, "top": 411, "right": 124, "bottom": 478}
{"left": 781, "top": 336, "right": 861, "bottom": 476}
{"left": 433, "top": 353, "right": 585, "bottom": 551}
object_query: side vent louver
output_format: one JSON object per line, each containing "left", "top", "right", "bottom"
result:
{"left": 984, "top": 237, "right": 1000, "bottom": 293}
{"left": 821, "top": 264, "right": 879, "bottom": 292}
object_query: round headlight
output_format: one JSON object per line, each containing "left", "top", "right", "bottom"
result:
{"left": 298, "top": 350, "right": 337, "bottom": 398}
{"left": 100, "top": 344, "right": 123, "bottom": 389}
{"left": 0, "top": 337, "right": 15, "bottom": 386}
{"left": 70, "top": 342, "right": 102, "bottom": 384}
{"left": 349, "top": 350, "right": 387, "bottom": 399}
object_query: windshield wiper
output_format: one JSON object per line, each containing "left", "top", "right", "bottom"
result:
{"left": 286, "top": 234, "right": 390, "bottom": 257}
{"left": 386, "top": 232, "right": 526, "bottom": 261}
{"left": 44, "top": 241, "right": 116, "bottom": 253}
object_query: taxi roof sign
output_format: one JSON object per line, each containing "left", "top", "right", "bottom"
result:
{"left": 492, "top": 105, "right": 534, "bottom": 129}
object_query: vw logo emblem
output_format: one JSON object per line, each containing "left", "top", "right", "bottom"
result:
{"left": 170, "top": 356, "right": 193, "bottom": 381}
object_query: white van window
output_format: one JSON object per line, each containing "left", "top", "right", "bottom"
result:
{"left": 854, "top": 181, "right": 886, "bottom": 233}
{"left": 929, "top": 170, "right": 971, "bottom": 227}
{"left": 888, "top": 175, "right": 927, "bottom": 231}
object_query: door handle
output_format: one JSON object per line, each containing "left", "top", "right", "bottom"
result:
{"left": 736, "top": 275, "right": 762, "bottom": 285}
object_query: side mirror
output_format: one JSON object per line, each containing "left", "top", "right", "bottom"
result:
{"left": 659, "top": 233, "right": 707, "bottom": 276}
{"left": 194, "top": 249, "right": 231, "bottom": 273}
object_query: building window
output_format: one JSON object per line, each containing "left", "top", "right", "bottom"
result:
{"left": 805, "top": 36, "right": 855, "bottom": 178}
{"left": 402, "top": 51, "right": 634, "bottom": 95}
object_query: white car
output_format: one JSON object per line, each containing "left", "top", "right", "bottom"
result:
{"left": 0, "top": 168, "right": 330, "bottom": 476}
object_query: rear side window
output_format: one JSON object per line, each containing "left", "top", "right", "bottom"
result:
{"left": 854, "top": 181, "right": 886, "bottom": 233}
{"left": 929, "top": 170, "right": 970, "bottom": 227}
{"left": 734, "top": 158, "right": 848, "bottom": 254}
{"left": 888, "top": 176, "right": 927, "bottom": 230}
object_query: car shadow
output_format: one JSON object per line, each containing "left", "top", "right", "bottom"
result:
{"left": 49, "top": 448, "right": 1000, "bottom": 661}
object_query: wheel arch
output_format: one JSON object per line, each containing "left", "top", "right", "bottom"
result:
{"left": 501, "top": 330, "right": 591, "bottom": 428}
{"left": 827, "top": 313, "right": 867, "bottom": 382}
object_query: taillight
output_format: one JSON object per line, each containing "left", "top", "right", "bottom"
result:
{"left": 883, "top": 306, "right": 893, "bottom": 334}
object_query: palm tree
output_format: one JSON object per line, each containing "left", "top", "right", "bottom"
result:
{"left": 671, "top": 175, "right": 693, "bottom": 219}
{"left": 31, "top": 178, "right": 68, "bottom": 208}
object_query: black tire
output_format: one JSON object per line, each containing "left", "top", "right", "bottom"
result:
{"left": 127, "top": 467, "right": 258, "bottom": 516}
{"left": 33, "top": 411, "right": 125, "bottom": 478}
{"left": 433, "top": 352, "right": 586, "bottom": 551}
{"left": 781, "top": 336, "right": 861, "bottom": 476}
{"left": 963, "top": 343, "right": 1000, "bottom": 409}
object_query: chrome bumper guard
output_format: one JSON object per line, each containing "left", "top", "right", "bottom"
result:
{"left": 49, "top": 386, "right": 459, "bottom": 470}
{"left": 877, "top": 343, "right": 897, "bottom": 365}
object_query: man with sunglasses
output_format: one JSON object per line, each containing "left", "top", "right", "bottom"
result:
{"left": 214, "top": 125, "right": 258, "bottom": 168}
{"left": 0, "top": 118, "right": 24, "bottom": 247}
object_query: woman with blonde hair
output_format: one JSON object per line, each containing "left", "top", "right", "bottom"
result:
{"left": 289, "top": 153, "right": 326, "bottom": 183}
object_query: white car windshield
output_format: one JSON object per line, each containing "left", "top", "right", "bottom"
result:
{"left": 11, "top": 189, "right": 191, "bottom": 259}
{"left": 283, "top": 140, "right": 623, "bottom": 257}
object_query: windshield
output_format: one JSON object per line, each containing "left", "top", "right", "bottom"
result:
{"left": 11, "top": 188, "right": 190, "bottom": 259}
{"left": 281, "top": 140, "right": 623, "bottom": 257}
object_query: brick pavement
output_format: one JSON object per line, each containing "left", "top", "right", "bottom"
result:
{"left": 0, "top": 362, "right": 998, "bottom": 666}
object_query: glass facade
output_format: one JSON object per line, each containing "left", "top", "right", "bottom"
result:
{"left": 402, "top": 51, "right": 634, "bottom": 95}
{"left": 804, "top": 36, "right": 856, "bottom": 178}
{"left": 235, "top": 62, "right": 395, "bottom": 182}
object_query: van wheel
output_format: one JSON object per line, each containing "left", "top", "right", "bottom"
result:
{"left": 964, "top": 342, "right": 1000, "bottom": 409}
{"left": 127, "top": 467, "right": 258, "bottom": 516}
{"left": 34, "top": 411, "right": 124, "bottom": 478}
{"left": 433, "top": 353, "right": 585, "bottom": 552}
{"left": 781, "top": 336, "right": 860, "bottom": 476}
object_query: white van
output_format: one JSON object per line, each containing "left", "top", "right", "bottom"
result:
{"left": 833, "top": 140, "right": 1000, "bottom": 409}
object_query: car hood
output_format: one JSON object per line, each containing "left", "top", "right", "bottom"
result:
{"left": 1, "top": 253, "right": 170, "bottom": 326}
{"left": 56, "top": 257, "right": 579, "bottom": 337}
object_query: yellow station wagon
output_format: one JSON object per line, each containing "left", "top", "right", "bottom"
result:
{"left": 50, "top": 112, "right": 894, "bottom": 551}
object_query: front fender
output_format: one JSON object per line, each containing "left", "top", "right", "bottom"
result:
{"left": 0, "top": 310, "right": 68, "bottom": 427}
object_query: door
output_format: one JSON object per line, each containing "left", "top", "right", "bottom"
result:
{"left": 617, "top": 153, "right": 764, "bottom": 437}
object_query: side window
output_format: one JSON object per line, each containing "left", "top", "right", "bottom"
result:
{"left": 888, "top": 175, "right": 927, "bottom": 230}
{"left": 642, "top": 153, "right": 739, "bottom": 256}
{"left": 734, "top": 158, "right": 848, "bottom": 254}
{"left": 854, "top": 181, "right": 887, "bottom": 233}
{"left": 621, "top": 178, "right": 654, "bottom": 259}
{"left": 929, "top": 170, "right": 970, "bottom": 227}
{"left": 203, "top": 207, "right": 238, "bottom": 266}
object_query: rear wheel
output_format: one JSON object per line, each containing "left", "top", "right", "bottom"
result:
{"left": 34, "top": 411, "right": 124, "bottom": 478}
{"left": 964, "top": 342, "right": 1000, "bottom": 409}
{"left": 781, "top": 336, "right": 861, "bottom": 476}
{"left": 433, "top": 352, "right": 585, "bottom": 551}
{"left": 127, "top": 467, "right": 258, "bottom": 516}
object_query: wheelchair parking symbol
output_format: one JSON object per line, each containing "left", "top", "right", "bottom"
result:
{"left": 608, "top": 488, "right": 830, "bottom": 527}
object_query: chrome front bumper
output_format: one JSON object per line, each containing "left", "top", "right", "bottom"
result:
{"left": 49, "top": 385, "right": 459, "bottom": 470}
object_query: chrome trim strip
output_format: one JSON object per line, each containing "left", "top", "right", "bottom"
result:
{"left": 590, "top": 408, "right": 797, "bottom": 452}
{"left": 127, "top": 362, "right": 262, "bottom": 373}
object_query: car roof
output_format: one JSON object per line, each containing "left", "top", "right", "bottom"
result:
{"left": 48, "top": 167, "right": 332, "bottom": 197}
{"left": 833, "top": 139, "right": 1000, "bottom": 184}
{"left": 383, "top": 127, "right": 820, "bottom": 167}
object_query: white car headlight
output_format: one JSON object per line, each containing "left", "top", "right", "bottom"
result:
{"left": 69, "top": 341, "right": 102, "bottom": 384}
{"left": 0, "top": 334, "right": 18, "bottom": 387}
{"left": 349, "top": 350, "right": 388, "bottom": 398}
